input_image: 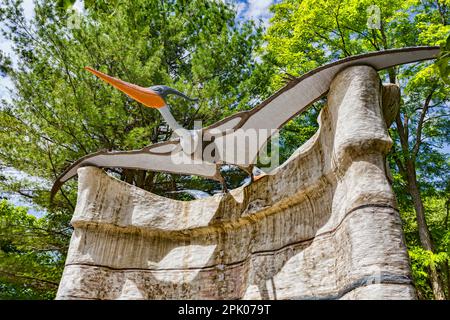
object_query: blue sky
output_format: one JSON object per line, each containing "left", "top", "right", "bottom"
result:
{"left": 235, "top": 0, "right": 277, "bottom": 26}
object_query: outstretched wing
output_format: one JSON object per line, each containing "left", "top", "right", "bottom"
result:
{"left": 205, "top": 46, "right": 440, "bottom": 166}
{"left": 205, "top": 46, "right": 440, "bottom": 134}
{"left": 52, "top": 47, "right": 440, "bottom": 198}
{"left": 51, "top": 140, "right": 219, "bottom": 200}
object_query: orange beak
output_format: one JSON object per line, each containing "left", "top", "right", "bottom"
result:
{"left": 84, "top": 67, "right": 166, "bottom": 108}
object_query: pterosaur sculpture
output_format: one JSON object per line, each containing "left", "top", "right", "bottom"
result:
{"left": 51, "top": 47, "right": 439, "bottom": 199}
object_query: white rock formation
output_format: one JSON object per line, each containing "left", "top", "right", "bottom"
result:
{"left": 56, "top": 66, "right": 415, "bottom": 300}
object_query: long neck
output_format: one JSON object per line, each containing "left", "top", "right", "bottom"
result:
{"left": 158, "top": 105, "right": 187, "bottom": 136}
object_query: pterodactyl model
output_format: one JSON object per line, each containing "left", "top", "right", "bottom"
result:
{"left": 51, "top": 46, "right": 440, "bottom": 199}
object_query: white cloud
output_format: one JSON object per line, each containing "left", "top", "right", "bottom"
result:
{"left": 72, "top": 0, "right": 84, "bottom": 12}
{"left": 232, "top": 0, "right": 276, "bottom": 28}
{"left": 22, "top": 0, "right": 35, "bottom": 21}
{"left": 244, "top": 0, "right": 275, "bottom": 27}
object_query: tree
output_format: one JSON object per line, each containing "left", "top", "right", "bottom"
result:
{"left": 0, "top": 0, "right": 266, "bottom": 298}
{"left": 436, "top": 33, "right": 450, "bottom": 83}
{"left": 0, "top": 200, "right": 69, "bottom": 299}
{"left": 265, "top": 0, "right": 449, "bottom": 299}
{"left": 403, "top": 195, "right": 450, "bottom": 299}
{"left": 0, "top": 0, "right": 265, "bottom": 205}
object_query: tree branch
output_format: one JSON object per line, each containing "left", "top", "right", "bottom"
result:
{"left": 436, "top": 0, "right": 448, "bottom": 26}
{"left": 413, "top": 88, "right": 436, "bottom": 158}
{"left": 334, "top": 1, "right": 351, "bottom": 56}
{"left": 390, "top": 142, "right": 407, "bottom": 177}
{"left": 0, "top": 270, "right": 59, "bottom": 287}
{"left": 395, "top": 114, "right": 410, "bottom": 155}
{"left": 47, "top": 145, "right": 75, "bottom": 211}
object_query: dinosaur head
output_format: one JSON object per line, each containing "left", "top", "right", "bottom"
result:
{"left": 149, "top": 85, "right": 198, "bottom": 103}
{"left": 84, "top": 67, "right": 197, "bottom": 108}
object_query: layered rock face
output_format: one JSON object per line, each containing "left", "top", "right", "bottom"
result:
{"left": 56, "top": 66, "right": 415, "bottom": 300}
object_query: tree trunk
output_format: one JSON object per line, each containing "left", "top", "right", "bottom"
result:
{"left": 443, "top": 262, "right": 450, "bottom": 299}
{"left": 405, "top": 160, "right": 447, "bottom": 300}
{"left": 446, "top": 198, "right": 450, "bottom": 297}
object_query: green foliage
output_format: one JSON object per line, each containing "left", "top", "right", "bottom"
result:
{"left": 402, "top": 196, "right": 450, "bottom": 299}
{"left": 54, "top": 0, "right": 75, "bottom": 11}
{"left": 436, "top": 33, "right": 450, "bottom": 84}
{"left": 0, "top": 200, "right": 69, "bottom": 299}
{"left": 266, "top": 0, "right": 450, "bottom": 299}
{"left": 0, "top": 0, "right": 266, "bottom": 209}
{"left": 0, "top": 0, "right": 448, "bottom": 300}
{"left": 0, "top": 0, "right": 268, "bottom": 299}
{"left": 408, "top": 247, "right": 444, "bottom": 299}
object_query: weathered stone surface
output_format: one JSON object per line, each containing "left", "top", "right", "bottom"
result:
{"left": 56, "top": 66, "right": 415, "bottom": 300}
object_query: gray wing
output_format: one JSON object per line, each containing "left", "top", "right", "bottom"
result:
{"left": 205, "top": 46, "right": 440, "bottom": 167}
{"left": 51, "top": 141, "right": 219, "bottom": 200}
{"left": 52, "top": 47, "right": 439, "bottom": 198}
{"left": 205, "top": 46, "right": 440, "bottom": 135}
